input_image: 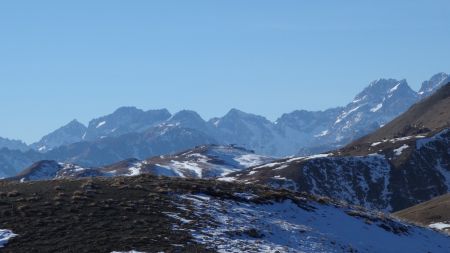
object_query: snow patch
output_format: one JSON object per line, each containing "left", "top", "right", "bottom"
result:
{"left": 314, "top": 130, "right": 329, "bottom": 137}
{"left": 111, "top": 251, "right": 147, "bottom": 253}
{"left": 96, "top": 121, "right": 106, "bottom": 128}
{"left": 429, "top": 222, "right": 450, "bottom": 231}
{"left": 370, "top": 103, "right": 383, "bottom": 112}
{"left": 371, "top": 142, "right": 382, "bottom": 147}
{"left": 389, "top": 83, "right": 401, "bottom": 93}
{"left": 393, "top": 144, "right": 409, "bottom": 156}
{"left": 234, "top": 154, "right": 266, "bottom": 168}
{"left": 217, "top": 177, "right": 236, "bottom": 182}
{"left": 0, "top": 229, "right": 17, "bottom": 248}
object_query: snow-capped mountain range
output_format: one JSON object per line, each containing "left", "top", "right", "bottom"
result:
{"left": 226, "top": 83, "right": 450, "bottom": 212}
{"left": 0, "top": 72, "right": 448, "bottom": 177}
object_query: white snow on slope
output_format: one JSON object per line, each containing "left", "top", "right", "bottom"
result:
{"left": 151, "top": 146, "right": 274, "bottom": 179}
{"left": 335, "top": 105, "right": 362, "bottom": 124}
{"left": 127, "top": 162, "right": 143, "bottom": 176}
{"left": 0, "top": 229, "right": 17, "bottom": 248}
{"left": 172, "top": 194, "right": 450, "bottom": 253}
{"left": 389, "top": 83, "right": 401, "bottom": 93}
{"left": 371, "top": 142, "right": 382, "bottom": 147}
{"left": 111, "top": 251, "right": 147, "bottom": 253}
{"left": 217, "top": 176, "right": 236, "bottom": 182}
{"left": 96, "top": 121, "right": 106, "bottom": 128}
{"left": 234, "top": 154, "right": 269, "bottom": 168}
{"left": 314, "top": 130, "right": 329, "bottom": 138}
{"left": 393, "top": 144, "right": 409, "bottom": 156}
{"left": 370, "top": 103, "right": 383, "bottom": 112}
{"left": 429, "top": 222, "right": 450, "bottom": 231}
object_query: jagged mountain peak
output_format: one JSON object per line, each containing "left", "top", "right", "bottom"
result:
{"left": 30, "top": 119, "right": 87, "bottom": 152}
{"left": 112, "top": 106, "right": 143, "bottom": 114}
{"left": 353, "top": 79, "right": 415, "bottom": 103}
{"left": 224, "top": 108, "right": 247, "bottom": 117}
{"left": 64, "top": 119, "right": 86, "bottom": 129}
{"left": 67, "top": 118, "right": 83, "bottom": 125}
{"left": 222, "top": 108, "right": 271, "bottom": 123}
{"left": 419, "top": 72, "right": 449, "bottom": 97}
{"left": 165, "top": 110, "right": 208, "bottom": 131}
{"left": 353, "top": 83, "right": 450, "bottom": 145}
{"left": 230, "top": 83, "right": 450, "bottom": 212}
{"left": 170, "top": 110, "right": 205, "bottom": 122}
{"left": 84, "top": 107, "right": 172, "bottom": 141}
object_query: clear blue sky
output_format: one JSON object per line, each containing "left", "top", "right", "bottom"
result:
{"left": 0, "top": 0, "right": 449, "bottom": 143}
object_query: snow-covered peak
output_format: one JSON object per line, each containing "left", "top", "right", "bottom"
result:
{"left": 84, "top": 107, "right": 171, "bottom": 141}
{"left": 353, "top": 79, "right": 414, "bottom": 104}
{"left": 419, "top": 72, "right": 449, "bottom": 97}
{"left": 168, "top": 110, "right": 207, "bottom": 130}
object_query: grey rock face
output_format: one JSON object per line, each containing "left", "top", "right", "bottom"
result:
{"left": 30, "top": 119, "right": 87, "bottom": 152}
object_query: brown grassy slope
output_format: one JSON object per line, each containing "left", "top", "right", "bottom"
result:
{"left": 394, "top": 193, "right": 450, "bottom": 226}
{"left": 0, "top": 175, "right": 315, "bottom": 253}
{"left": 0, "top": 175, "right": 216, "bottom": 253}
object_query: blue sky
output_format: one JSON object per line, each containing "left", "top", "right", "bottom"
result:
{"left": 0, "top": 0, "right": 449, "bottom": 143}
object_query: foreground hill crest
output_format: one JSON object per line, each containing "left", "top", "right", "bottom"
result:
{"left": 0, "top": 175, "right": 449, "bottom": 252}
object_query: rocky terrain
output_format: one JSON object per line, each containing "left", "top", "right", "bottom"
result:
{"left": 0, "top": 175, "right": 449, "bottom": 252}
{"left": 30, "top": 119, "right": 87, "bottom": 152}
{"left": 228, "top": 83, "right": 450, "bottom": 212}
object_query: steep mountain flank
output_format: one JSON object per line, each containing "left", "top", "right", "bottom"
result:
{"left": 230, "top": 84, "right": 450, "bottom": 212}
{"left": 30, "top": 119, "right": 87, "bottom": 152}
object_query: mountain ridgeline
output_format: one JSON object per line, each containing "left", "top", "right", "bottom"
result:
{"left": 0, "top": 72, "right": 448, "bottom": 178}
{"left": 228, "top": 83, "right": 450, "bottom": 212}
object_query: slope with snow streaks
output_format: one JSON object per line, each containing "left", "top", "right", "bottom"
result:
{"left": 9, "top": 160, "right": 100, "bottom": 182}
{"left": 6, "top": 145, "right": 273, "bottom": 181}
{"left": 168, "top": 192, "right": 450, "bottom": 253}
{"left": 138, "top": 145, "right": 274, "bottom": 179}
{"left": 232, "top": 127, "right": 450, "bottom": 212}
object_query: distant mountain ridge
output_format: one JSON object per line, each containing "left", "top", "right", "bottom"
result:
{"left": 228, "top": 83, "right": 450, "bottom": 212}
{"left": 29, "top": 72, "right": 447, "bottom": 156}
{"left": 0, "top": 137, "right": 29, "bottom": 152}
{"left": 0, "top": 72, "right": 448, "bottom": 177}
{"left": 6, "top": 145, "right": 273, "bottom": 181}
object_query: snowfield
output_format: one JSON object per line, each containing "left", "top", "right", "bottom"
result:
{"left": 0, "top": 229, "right": 17, "bottom": 248}
{"left": 166, "top": 194, "right": 450, "bottom": 253}
{"left": 429, "top": 222, "right": 450, "bottom": 231}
